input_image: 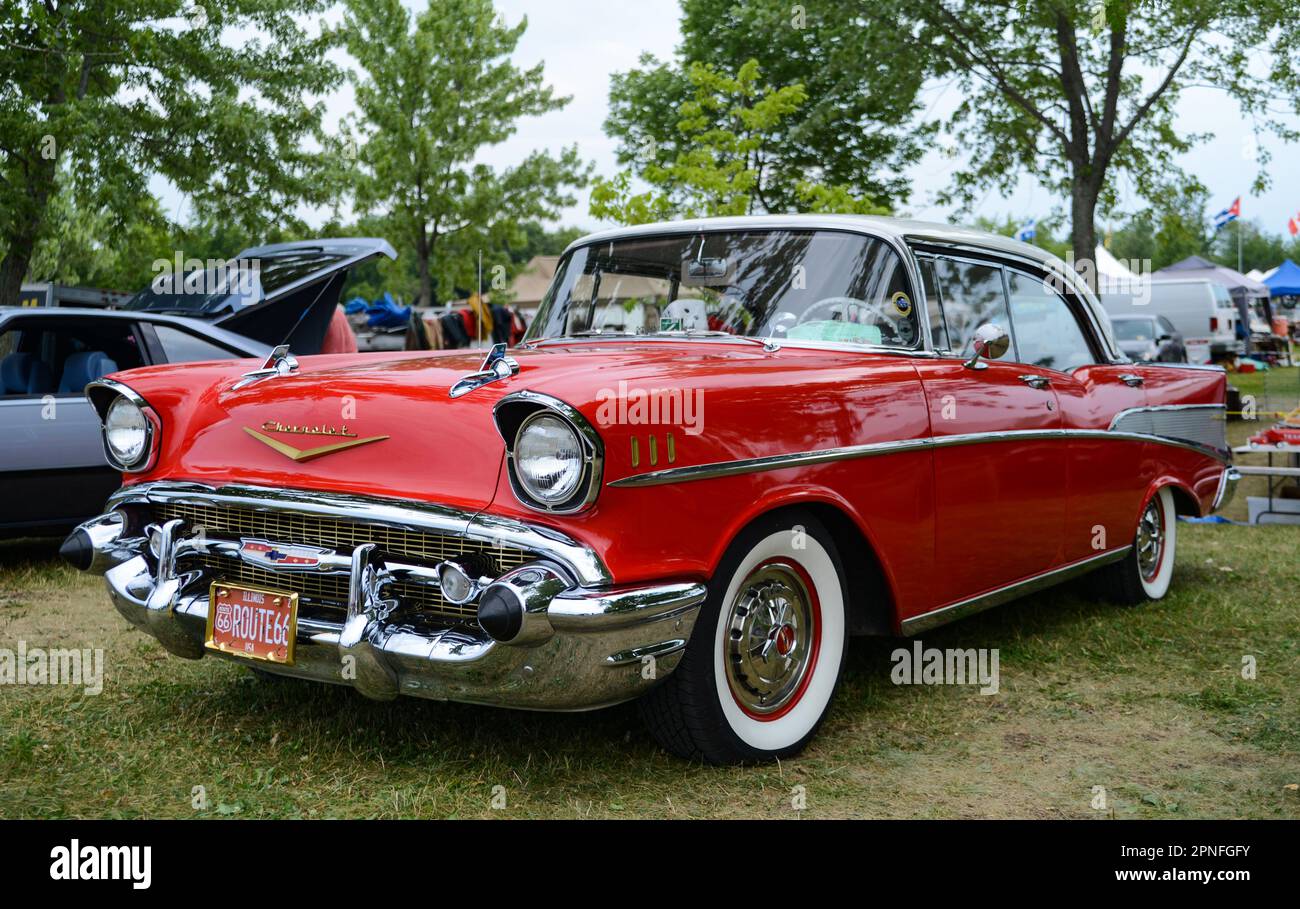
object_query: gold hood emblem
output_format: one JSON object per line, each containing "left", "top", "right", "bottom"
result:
{"left": 244, "top": 425, "right": 389, "bottom": 463}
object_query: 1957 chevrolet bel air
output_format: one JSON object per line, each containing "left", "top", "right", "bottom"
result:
{"left": 62, "top": 216, "right": 1238, "bottom": 764}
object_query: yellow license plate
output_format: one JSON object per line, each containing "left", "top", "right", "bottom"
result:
{"left": 205, "top": 582, "right": 298, "bottom": 665}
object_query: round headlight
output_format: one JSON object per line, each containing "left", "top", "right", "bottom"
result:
{"left": 514, "top": 413, "right": 584, "bottom": 506}
{"left": 104, "top": 396, "right": 149, "bottom": 468}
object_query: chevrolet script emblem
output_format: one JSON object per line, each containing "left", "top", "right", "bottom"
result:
{"left": 244, "top": 426, "right": 389, "bottom": 462}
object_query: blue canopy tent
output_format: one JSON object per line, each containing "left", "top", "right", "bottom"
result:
{"left": 1263, "top": 259, "right": 1300, "bottom": 297}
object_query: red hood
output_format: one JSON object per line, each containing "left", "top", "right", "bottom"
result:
{"left": 107, "top": 341, "right": 924, "bottom": 511}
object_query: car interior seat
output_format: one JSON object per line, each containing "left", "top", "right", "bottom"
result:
{"left": 57, "top": 351, "right": 119, "bottom": 394}
{"left": 0, "top": 352, "right": 55, "bottom": 395}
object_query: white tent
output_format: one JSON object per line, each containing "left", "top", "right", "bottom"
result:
{"left": 1095, "top": 244, "right": 1138, "bottom": 280}
{"left": 1245, "top": 269, "right": 1266, "bottom": 282}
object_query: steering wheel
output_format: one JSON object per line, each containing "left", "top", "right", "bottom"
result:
{"left": 797, "top": 296, "right": 915, "bottom": 346}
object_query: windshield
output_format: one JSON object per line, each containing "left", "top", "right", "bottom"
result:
{"left": 1112, "top": 318, "right": 1156, "bottom": 342}
{"left": 124, "top": 249, "right": 351, "bottom": 317}
{"left": 527, "top": 230, "right": 921, "bottom": 349}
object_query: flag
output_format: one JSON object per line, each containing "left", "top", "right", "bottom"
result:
{"left": 1289, "top": 216, "right": 1298, "bottom": 237}
{"left": 1213, "top": 197, "right": 1241, "bottom": 230}
{"left": 1013, "top": 218, "right": 1036, "bottom": 242}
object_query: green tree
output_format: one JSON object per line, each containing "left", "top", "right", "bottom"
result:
{"left": 337, "top": 0, "right": 590, "bottom": 307}
{"left": 606, "top": 0, "right": 929, "bottom": 213}
{"left": 865, "top": 0, "right": 1300, "bottom": 284}
{"left": 1107, "top": 179, "right": 1211, "bottom": 270}
{"left": 0, "top": 0, "right": 342, "bottom": 306}
{"left": 1206, "top": 219, "right": 1300, "bottom": 274}
{"left": 592, "top": 60, "right": 887, "bottom": 225}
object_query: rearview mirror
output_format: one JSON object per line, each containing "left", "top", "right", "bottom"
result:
{"left": 963, "top": 323, "right": 1010, "bottom": 370}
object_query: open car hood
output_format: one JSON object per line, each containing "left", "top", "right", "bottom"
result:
{"left": 122, "top": 238, "right": 396, "bottom": 354}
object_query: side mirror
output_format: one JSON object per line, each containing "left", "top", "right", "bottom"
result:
{"left": 963, "top": 323, "right": 1010, "bottom": 370}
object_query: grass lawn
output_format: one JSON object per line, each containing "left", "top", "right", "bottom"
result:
{"left": 1, "top": 520, "right": 1296, "bottom": 819}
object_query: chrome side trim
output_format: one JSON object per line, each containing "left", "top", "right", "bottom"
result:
{"left": 1108, "top": 403, "right": 1227, "bottom": 455}
{"left": 899, "top": 546, "right": 1132, "bottom": 636}
{"left": 1136, "top": 361, "right": 1227, "bottom": 374}
{"left": 608, "top": 426, "right": 1230, "bottom": 488}
{"left": 106, "top": 481, "right": 613, "bottom": 586}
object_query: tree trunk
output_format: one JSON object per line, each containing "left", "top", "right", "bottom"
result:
{"left": 1070, "top": 172, "right": 1099, "bottom": 293}
{"left": 415, "top": 225, "right": 432, "bottom": 308}
{"left": 0, "top": 159, "right": 57, "bottom": 308}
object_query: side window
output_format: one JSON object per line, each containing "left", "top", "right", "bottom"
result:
{"left": 1158, "top": 316, "right": 1177, "bottom": 337}
{"left": 917, "top": 258, "right": 949, "bottom": 350}
{"left": 1005, "top": 272, "right": 1096, "bottom": 372}
{"left": 154, "top": 325, "right": 239, "bottom": 363}
{"left": 932, "top": 257, "right": 1013, "bottom": 360}
{"left": 2, "top": 321, "right": 144, "bottom": 397}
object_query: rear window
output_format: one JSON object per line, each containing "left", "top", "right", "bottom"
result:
{"left": 124, "top": 249, "right": 350, "bottom": 317}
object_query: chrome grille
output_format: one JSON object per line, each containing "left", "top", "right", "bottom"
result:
{"left": 147, "top": 501, "right": 531, "bottom": 623}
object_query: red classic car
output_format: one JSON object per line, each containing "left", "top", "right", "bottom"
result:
{"left": 63, "top": 216, "right": 1237, "bottom": 764}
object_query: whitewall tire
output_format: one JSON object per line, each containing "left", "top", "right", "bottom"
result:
{"left": 639, "top": 510, "right": 849, "bottom": 763}
{"left": 1094, "top": 485, "right": 1178, "bottom": 605}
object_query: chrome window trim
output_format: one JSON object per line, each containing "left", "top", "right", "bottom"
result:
{"left": 531, "top": 225, "right": 932, "bottom": 355}
{"left": 607, "top": 425, "right": 1229, "bottom": 489}
{"left": 85, "top": 377, "right": 161, "bottom": 474}
{"left": 105, "top": 480, "right": 613, "bottom": 587}
{"left": 912, "top": 245, "right": 1122, "bottom": 365}
{"left": 493, "top": 390, "right": 605, "bottom": 515}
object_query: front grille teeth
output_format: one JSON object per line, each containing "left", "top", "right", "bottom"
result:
{"left": 148, "top": 501, "right": 532, "bottom": 626}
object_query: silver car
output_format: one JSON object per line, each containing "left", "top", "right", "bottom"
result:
{"left": 1, "top": 238, "right": 394, "bottom": 538}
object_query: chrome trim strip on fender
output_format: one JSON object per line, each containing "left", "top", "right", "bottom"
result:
{"left": 899, "top": 546, "right": 1133, "bottom": 636}
{"left": 1108, "top": 403, "right": 1228, "bottom": 455}
{"left": 608, "top": 426, "right": 1230, "bottom": 488}
{"left": 105, "top": 481, "right": 613, "bottom": 586}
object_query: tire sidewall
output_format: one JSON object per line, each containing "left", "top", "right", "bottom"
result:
{"left": 695, "top": 511, "right": 849, "bottom": 761}
{"left": 1137, "top": 486, "right": 1177, "bottom": 599}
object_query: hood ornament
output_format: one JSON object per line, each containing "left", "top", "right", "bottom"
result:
{"left": 449, "top": 343, "right": 519, "bottom": 399}
{"left": 233, "top": 344, "right": 299, "bottom": 390}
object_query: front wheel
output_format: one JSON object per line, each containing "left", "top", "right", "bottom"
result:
{"left": 639, "top": 511, "right": 848, "bottom": 764}
{"left": 1092, "top": 486, "right": 1178, "bottom": 605}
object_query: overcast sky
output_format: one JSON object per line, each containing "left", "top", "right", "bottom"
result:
{"left": 164, "top": 0, "right": 1300, "bottom": 241}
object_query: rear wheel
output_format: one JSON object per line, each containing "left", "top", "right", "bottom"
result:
{"left": 639, "top": 511, "right": 848, "bottom": 764}
{"left": 1092, "top": 486, "right": 1177, "bottom": 605}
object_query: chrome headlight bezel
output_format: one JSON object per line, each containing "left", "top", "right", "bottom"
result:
{"left": 86, "top": 379, "right": 161, "bottom": 473}
{"left": 493, "top": 391, "right": 603, "bottom": 514}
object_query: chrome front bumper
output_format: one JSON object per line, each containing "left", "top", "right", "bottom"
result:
{"left": 70, "top": 483, "right": 706, "bottom": 711}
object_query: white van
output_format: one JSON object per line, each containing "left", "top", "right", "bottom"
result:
{"left": 1099, "top": 278, "right": 1237, "bottom": 364}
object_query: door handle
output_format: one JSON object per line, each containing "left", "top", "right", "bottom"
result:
{"left": 1018, "top": 374, "right": 1051, "bottom": 389}
{"left": 1118, "top": 373, "right": 1145, "bottom": 387}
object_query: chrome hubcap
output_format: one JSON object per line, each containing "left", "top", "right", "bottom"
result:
{"left": 724, "top": 563, "right": 815, "bottom": 716}
{"left": 1137, "top": 497, "right": 1164, "bottom": 581}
